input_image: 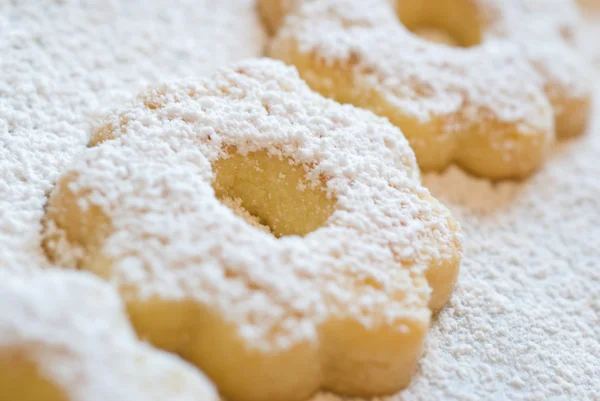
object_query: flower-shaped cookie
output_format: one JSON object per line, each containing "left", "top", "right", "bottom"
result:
{"left": 0, "top": 270, "right": 218, "bottom": 401}
{"left": 263, "top": 0, "right": 593, "bottom": 178}
{"left": 43, "top": 59, "right": 462, "bottom": 401}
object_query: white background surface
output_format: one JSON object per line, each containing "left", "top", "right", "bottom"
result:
{"left": 0, "top": 1, "right": 598, "bottom": 399}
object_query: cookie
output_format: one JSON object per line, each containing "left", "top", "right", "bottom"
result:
{"left": 43, "top": 59, "right": 462, "bottom": 401}
{"left": 0, "top": 270, "right": 218, "bottom": 401}
{"left": 264, "top": 0, "right": 592, "bottom": 178}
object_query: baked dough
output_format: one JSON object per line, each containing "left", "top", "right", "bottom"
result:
{"left": 263, "top": 0, "right": 593, "bottom": 178}
{"left": 43, "top": 59, "right": 462, "bottom": 401}
{"left": 577, "top": 0, "right": 600, "bottom": 10}
{"left": 0, "top": 270, "right": 218, "bottom": 401}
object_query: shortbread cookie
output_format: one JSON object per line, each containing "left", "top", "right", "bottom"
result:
{"left": 0, "top": 270, "right": 218, "bottom": 401}
{"left": 578, "top": 0, "right": 600, "bottom": 10}
{"left": 263, "top": 0, "right": 593, "bottom": 178}
{"left": 43, "top": 59, "right": 462, "bottom": 401}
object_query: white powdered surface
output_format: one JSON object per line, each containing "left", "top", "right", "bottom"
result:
{"left": 581, "top": 20, "right": 600, "bottom": 68}
{"left": 0, "top": 0, "right": 266, "bottom": 271}
{"left": 0, "top": 1, "right": 598, "bottom": 401}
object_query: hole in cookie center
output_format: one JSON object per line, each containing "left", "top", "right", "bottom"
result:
{"left": 410, "top": 26, "right": 462, "bottom": 47}
{"left": 212, "top": 149, "right": 336, "bottom": 238}
{"left": 395, "top": 0, "right": 482, "bottom": 47}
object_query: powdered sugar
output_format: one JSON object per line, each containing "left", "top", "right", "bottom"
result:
{"left": 0, "top": 270, "right": 219, "bottom": 400}
{"left": 268, "top": 0, "right": 591, "bottom": 137}
{"left": 386, "top": 107, "right": 600, "bottom": 400}
{"left": 270, "top": 0, "right": 551, "bottom": 129}
{"left": 44, "top": 59, "right": 462, "bottom": 350}
{"left": 311, "top": 14, "right": 600, "bottom": 401}
{"left": 1, "top": 0, "right": 599, "bottom": 400}
{"left": 579, "top": 7, "right": 600, "bottom": 67}
{"left": 220, "top": 196, "right": 273, "bottom": 233}
{"left": 0, "top": 0, "right": 265, "bottom": 272}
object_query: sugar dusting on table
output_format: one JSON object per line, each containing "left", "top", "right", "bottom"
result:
{"left": 0, "top": 0, "right": 265, "bottom": 272}
{"left": 0, "top": 0, "right": 598, "bottom": 400}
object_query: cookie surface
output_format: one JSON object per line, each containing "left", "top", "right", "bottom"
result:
{"left": 264, "top": 0, "right": 592, "bottom": 179}
{"left": 43, "top": 59, "right": 462, "bottom": 401}
{"left": 0, "top": 270, "right": 218, "bottom": 401}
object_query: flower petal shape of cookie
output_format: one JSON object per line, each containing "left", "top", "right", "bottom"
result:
{"left": 0, "top": 270, "right": 218, "bottom": 401}
{"left": 43, "top": 59, "right": 462, "bottom": 401}
{"left": 263, "top": 0, "right": 593, "bottom": 179}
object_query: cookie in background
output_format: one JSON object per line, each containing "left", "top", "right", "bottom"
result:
{"left": 263, "top": 0, "right": 593, "bottom": 179}
{"left": 0, "top": 270, "right": 218, "bottom": 401}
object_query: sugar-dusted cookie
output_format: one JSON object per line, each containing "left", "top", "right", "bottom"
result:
{"left": 43, "top": 59, "right": 462, "bottom": 401}
{"left": 0, "top": 270, "right": 218, "bottom": 401}
{"left": 263, "top": 0, "right": 593, "bottom": 179}
{"left": 578, "top": 0, "right": 600, "bottom": 10}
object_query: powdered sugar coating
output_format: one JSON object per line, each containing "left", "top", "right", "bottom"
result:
{"left": 220, "top": 196, "right": 273, "bottom": 233}
{"left": 271, "top": 0, "right": 551, "bottom": 130}
{"left": 45, "top": 59, "right": 462, "bottom": 351}
{"left": 578, "top": 6, "right": 600, "bottom": 67}
{"left": 269, "top": 0, "right": 590, "bottom": 132}
{"left": 0, "top": 0, "right": 265, "bottom": 273}
{"left": 0, "top": 270, "right": 218, "bottom": 401}
{"left": 487, "top": 0, "right": 593, "bottom": 136}
{"left": 2, "top": 1, "right": 599, "bottom": 400}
